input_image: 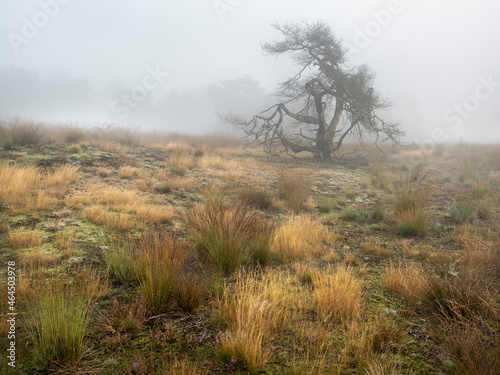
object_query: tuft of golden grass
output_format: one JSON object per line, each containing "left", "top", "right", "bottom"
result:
{"left": 55, "top": 228, "right": 78, "bottom": 258}
{"left": 165, "top": 141, "right": 195, "bottom": 154}
{"left": 393, "top": 166, "right": 433, "bottom": 237}
{"left": 127, "top": 203, "right": 175, "bottom": 224}
{"left": 84, "top": 205, "right": 133, "bottom": 231}
{"left": 187, "top": 196, "right": 268, "bottom": 274}
{"left": 277, "top": 171, "right": 309, "bottom": 212}
{"left": 173, "top": 273, "right": 207, "bottom": 314}
{"left": 44, "top": 165, "right": 81, "bottom": 187}
{"left": 0, "top": 164, "right": 55, "bottom": 213}
{"left": 272, "top": 216, "right": 337, "bottom": 261}
{"left": 313, "top": 267, "right": 364, "bottom": 324}
{"left": 118, "top": 166, "right": 144, "bottom": 179}
{"left": 132, "top": 231, "right": 187, "bottom": 314}
{"left": 340, "top": 317, "right": 403, "bottom": 369}
{"left": 383, "top": 262, "right": 430, "bottom": 306}
{"left": 96, "top": 166, "right": 112, "bottom": 177}
{"left": 18, "top": 247, "right": 56, "bottom": 268}
{"left": 215, "top": 271, "right": 294, "bottom": 372}
{"left": 362, "top": 240, "right": 392, "bottom": 257}
{"left": 197, "top": 155, "right": 241, "bottom": 170}
{"left": 28, "top": 267, "right": 104, "bottom": 369}
{"left": 98, "top": 140, "right": 129, "bottom": 154}
{"left": 8, "top": 228, "right": 43, "bottom": 249}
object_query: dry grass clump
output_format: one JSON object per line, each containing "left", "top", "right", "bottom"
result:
{"left": 98, "top": 299, "right": 147, "bottom": 335}
{"left": 84, "top": 205, "right": 133, "bottom": 231}
{"left": 313, "top": 267, "right": 364, "bottom": 324}
{"left": 17, "top": 247, "right": 56, "bottom": 268}
{"left": 435, "top": 302, "right": 500, "bottom": 375}
{"left": 44, "top": 165, "right": 81, "bottom": 187}
{"left": 173, "top": 273, "right": 207, "bottom": 314}
{"left": 214, "top": 272, "right": 293, "bottom": 372}
{"left": 0, "top": 164, "right": 55, "bottom": 213}
{"left": 8, "top": 228, "right": 43, "bottom": 249}
{"left": 44, "top": 165, "right": 81, "bottom": 198}
{"left": 98, "top": 140, "right": 129, "bottom": 154}
{"left": 165, "top": 141, "right": 195, "bottom": 154}
{"left": 340, "top": 317, "right": 403, "bottom": 369}
{"left": 169, "top": 151, "right": 195, "bottom": 169}
{"left": 453, "top": 225, "right": 499, "bottom": 281}
{"left": 272, "top": 216, "right": 337, "bottom": 261}
{"left": 187, "top": 197, "right": 271, "bottom": 274}
{"left": 132, "top": 231, "right": 187, "bottom": 314}
{"left": 277, "top": 171, "right": 309, "bottom": 212}
{"left": 8, "top": 118, "right": 45, "bottom": 145}
{"left": 96, "top": 166, "right": 113, "bottom": 177}
{"left": 127, "top": 203, "right": 175, "bottom": 224}
{"left": 94, "top": 187, "right": 140, "bottom": 206}
{"left": 55, "top": 228, "right": 78, "bottom": 258}
{"left": 362, "top": 240, "right": 392, "bottom": 257}
{"left": 118, "top": 166, "right": 144, "bottom": 179}
{"left": 197, "top": 155, "right": 240, "bottom": 170}
{"left": 28, "top": 267, "right": 104, "bottom": 369}
{"left": 393, "top": 166, "right": 433, "bottom": 237}
{"left": 238, "top": 186, "right": 273, "bottom": 210}
{"left": 65, "top": 185, "right": 143, "bottom": 209}
{"left": 383, "top": 262, "right": 430, "bottom": 306}
{"left": 102, "top": 233, "right": 137, "bottom": 284}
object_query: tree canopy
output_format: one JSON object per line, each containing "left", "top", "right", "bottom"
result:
{"left": 222, "top": 21, "right": 404, "bottom": 160}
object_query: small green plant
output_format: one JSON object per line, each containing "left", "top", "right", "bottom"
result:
{"left": 469, "top": 182, "right": 489, "bottom": 200}
{"left": 449, "top": 203, "right": 477, "bottom": 225}
{"left": 238, "top": 187, "right": 273, "bottom": 210}
{"left": 277, "top": 171, "right": 309, "bottom": 213}
{"left": 336, "top": 197, "right": 347, "bottom": 207}
{"left": 28, "top": 268, "right": 102, "bottom": 369}
{"left": 3, "top": 138, "right": 13, "bottom": 150}
{"left": 187, "top": 197, "right": 266, "bottom": 274}
{"left": 8, "top": 117, "right": 45, "bottom": 146}
{"left": 318, "top": 199, "right": 333, "bottom": 213}
{"left": 371, "top": 205, "right": 385, "bottom": 222}
{"left": 102, "top": 234, "right": 136, "bottom": 284}
{"left": 344, "top": 189, "right": 356, "bottom": 200}
{"left": 68, "top": 144, "right": 82, "bottom": 154}
{"left": 342, "top": 206, "right": 359, "bottom": 221}
{"left": 132, "top": 230, "right": 187, "bottom": 314}
{"left": 173, "top": 273, "right": 207, "bottom": 314}
{"left": 158, "top": 183, "right": 172, "bottom": 194}
{"left": 248, "top": 226, "right": 273, "bottom": 267}
{"left": 170, "top": 165, "right": 187, "bottom": 176}
{"left": 393, "top": 166, "right": 432, "bottom": 237}
{"left": 98, "top": 299, "right": 146, "bottom": 334}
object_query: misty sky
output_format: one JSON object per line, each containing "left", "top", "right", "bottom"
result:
{"left": 1, "top": 0, "right": 499, "bottom": 142}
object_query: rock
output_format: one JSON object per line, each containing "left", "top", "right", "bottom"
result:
{"left": 355, "top": 197, "right": 364, "bottom": 203}
{"left": 8, "top": 160, "right": 16, "bottom": 165}
{"left": 383, "top": 308, "right": 398, "bottom": 317}
{"left": 102, "top": 358, "right": 119, "bottom": 368}
{"left": 67, "top": 257, "right": 84, "bottom": 265}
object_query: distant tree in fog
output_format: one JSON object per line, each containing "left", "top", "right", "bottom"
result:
{"left": 221, "top": 21, "right": 404, "bottom": 160}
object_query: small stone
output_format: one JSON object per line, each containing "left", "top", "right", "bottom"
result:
{"left": 67, "top": 257, "right": 84, "bottom": 265}
{"left": 355, "top": 197, "right": 364, "bottom": 203}
{"left": 383, "top": 308, "right": 398, "bottom": 316}
{"left": 103, "top": 358, "right": 119, "bottom": 368}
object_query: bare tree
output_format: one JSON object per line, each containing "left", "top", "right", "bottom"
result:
{"left": 221, "top": 21, "right": 404, "bottom": 160}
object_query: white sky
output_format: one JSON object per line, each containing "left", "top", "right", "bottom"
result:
{"left": 1, "top": 0, "right": 499, "bottom": 141}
